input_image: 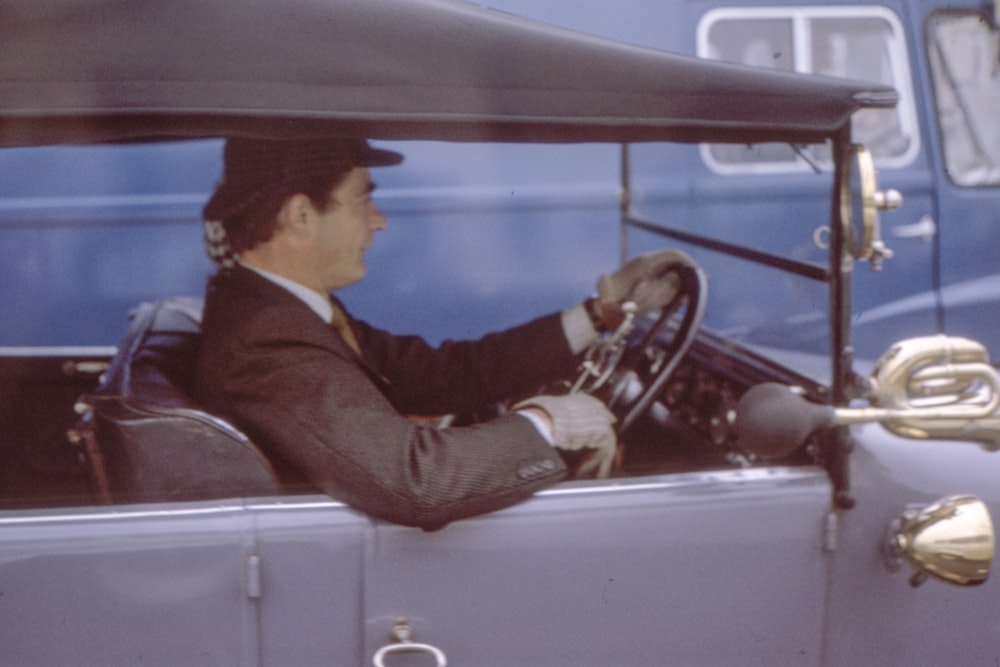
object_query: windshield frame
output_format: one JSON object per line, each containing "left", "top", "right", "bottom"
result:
{"left": 619, "top": 127, "right": 861, "bottom": 401}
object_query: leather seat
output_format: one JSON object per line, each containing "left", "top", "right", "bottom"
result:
{"left": 75, "top": 297, "right": 282, "bottom": 503}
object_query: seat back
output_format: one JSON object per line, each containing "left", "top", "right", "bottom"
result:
{"left": 78, "top": 297, "right": 282, "bottom": 503}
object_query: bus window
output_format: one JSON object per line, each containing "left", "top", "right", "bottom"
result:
{"left": 698, "top": 6, "right": 918, "bottom": 173}
{"left": 928, "top": 13, "right": 1000, "bottom": 186}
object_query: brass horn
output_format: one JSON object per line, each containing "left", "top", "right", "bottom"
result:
{"left": 737, "top": 335, "right": 1000, "bottom": 458}
{"left": 867, "top": 335, "right": 1000, "bottom": 447}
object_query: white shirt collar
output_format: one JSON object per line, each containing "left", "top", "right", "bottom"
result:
{"left": 240, "top": 262, "right": 334, "bottom": 324}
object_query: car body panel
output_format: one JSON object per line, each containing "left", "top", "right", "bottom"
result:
{"left": 825, "top": 425, "right": 1000, "bottom": 664}
{"left": 251, "top": 501, "right": 369, "bottom": 665}
{"left": 0, "top": 504, "right": 259, "bottom": 665}
{"left": 363, "top": 469, "right": 831, "bottom": 665}
{"left": 0, "top": 469, "right": 834, "bottom": 666}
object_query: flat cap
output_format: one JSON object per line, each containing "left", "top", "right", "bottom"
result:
{"left": 203, "top": 136, "right": 403, "bottom": 221}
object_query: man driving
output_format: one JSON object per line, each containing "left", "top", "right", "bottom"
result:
{"left": 196, "top": 137, "right": 685, "bottom": 529}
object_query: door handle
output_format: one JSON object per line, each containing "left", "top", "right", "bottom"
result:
{"left": 372, "top": 617, "right": 448, "bottom": 667}
{"left": 891, "top": 215, "right": 936, "bottom": 241}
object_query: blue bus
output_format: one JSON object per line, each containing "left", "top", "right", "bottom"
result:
{"left": 1, "top": 0, "right": 997, "bottom": 363}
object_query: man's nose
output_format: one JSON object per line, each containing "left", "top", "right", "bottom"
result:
{"left": 369, "top": 205, "right": 388, "bottom": 231}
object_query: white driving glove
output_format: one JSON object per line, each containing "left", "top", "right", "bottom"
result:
{"left": 596, "top": 249, "right": 695, "bottom": 315}
{"left": 515, "top": 394, "right": 617, "bottom": 478}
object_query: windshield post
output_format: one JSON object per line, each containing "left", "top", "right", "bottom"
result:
{"left": 619, "top": 143, "right": 631, "bottom": 268}
{"left": 830, "top": 131, "right": 855, "bottom": 404}
{"left": 827, "top": 126, "right": 859, "bottom": 510}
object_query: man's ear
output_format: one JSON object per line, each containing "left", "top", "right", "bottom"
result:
{"left": 277, "top": 193, "right": 317, "bottom": 239}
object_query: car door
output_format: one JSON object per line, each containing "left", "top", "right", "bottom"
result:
{"left": 0, "top": 497, "right": 373, "bottom": 667}
{"left": 0, "top": 502, "right": 260, "bottom": 666}
{"left": 249, "top": 499, "right": 370, "bottom": 666}
{"left": 362, "top": 467, "right": 832, "bottom": 666}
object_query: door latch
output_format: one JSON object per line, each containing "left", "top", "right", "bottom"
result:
{"left": 372, "top": 617, "right": 447, "bottom": 667}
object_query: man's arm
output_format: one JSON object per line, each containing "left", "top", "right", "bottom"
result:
{"left": 212, "top": 338, "right": 568, "bottom": 530}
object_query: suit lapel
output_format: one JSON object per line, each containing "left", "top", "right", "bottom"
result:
{"left": 220, "top": 265, "right": 400, "bottom": 405}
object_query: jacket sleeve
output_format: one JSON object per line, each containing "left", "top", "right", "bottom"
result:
{"left": 354, "top": 312, "right": 580, "bottom": 416}
{"left": 210, "top": 331, "right": 569, "bottom": 530}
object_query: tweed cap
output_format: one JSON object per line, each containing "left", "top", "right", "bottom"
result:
{"left": 203, "top": 136, "right": 403, "bottom": 223}
{"left": 202, "top": 136, "right": 402, "bottom": 268}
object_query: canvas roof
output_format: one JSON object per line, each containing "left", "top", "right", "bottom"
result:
{"left": 0, "top": 0, "right": 898, "bottom": 146}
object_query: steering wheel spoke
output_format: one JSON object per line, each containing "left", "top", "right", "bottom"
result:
{"left": 573, "top": 261, "right": 708, "bottom": 434}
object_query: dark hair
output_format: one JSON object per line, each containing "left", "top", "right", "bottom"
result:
{"left": 219, "top": 170, "right": 348, "bottom": 253}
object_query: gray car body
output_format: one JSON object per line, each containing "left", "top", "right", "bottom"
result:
{"left": 0, "top": 1, "right": 998, "bottom": 665}
{"left": 3, "top": 433, "right": 998, "bottom": 665}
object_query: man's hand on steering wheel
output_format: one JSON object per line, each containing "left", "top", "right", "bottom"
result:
{"left": 572, "top": 248, "right": 707, "bottom": 438}
{"left": 593, "top": 249, "right": 698, "bottom": 331}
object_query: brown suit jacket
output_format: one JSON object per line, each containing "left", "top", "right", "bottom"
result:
{"left": 196, "top": 265, "right": 577, "bottom": 529}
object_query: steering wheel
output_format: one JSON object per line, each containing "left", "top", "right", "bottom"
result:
{"left": 572, "top": 261, "right": 708, "bottom": 434}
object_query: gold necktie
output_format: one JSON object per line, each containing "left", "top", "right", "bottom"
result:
{"left": 330, "top": 302, "right": 361, "bottom": 356}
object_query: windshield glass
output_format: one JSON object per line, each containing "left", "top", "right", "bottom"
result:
{"left": 624, "top": 142, "right": 833, "bottom": 378}
{"left": 0, "top": 141, "right": 622, "bottom": 347}
{"left": 928, "top": 13, "right": 1000, "bottom": 186}
{"left": 0, "top": 137, "right": 834, "bottom": 386}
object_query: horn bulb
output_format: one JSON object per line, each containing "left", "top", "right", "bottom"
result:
{"left": 736, "top": 383, "right": 836, "bottom": 459}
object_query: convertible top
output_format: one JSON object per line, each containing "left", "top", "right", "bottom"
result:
{"left": 0, "top": 0, "right": 898, "bottom": 146}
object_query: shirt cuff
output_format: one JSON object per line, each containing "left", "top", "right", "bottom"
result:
{"left": 560, "top": 302, "right": 600, "bottom": 355}
{"left": 517, "top": 410, "right": 554, "bottom": 445}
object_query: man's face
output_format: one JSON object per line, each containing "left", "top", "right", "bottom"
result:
{"left": 310, "top": 167, "right": 387, "bottom": 292}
